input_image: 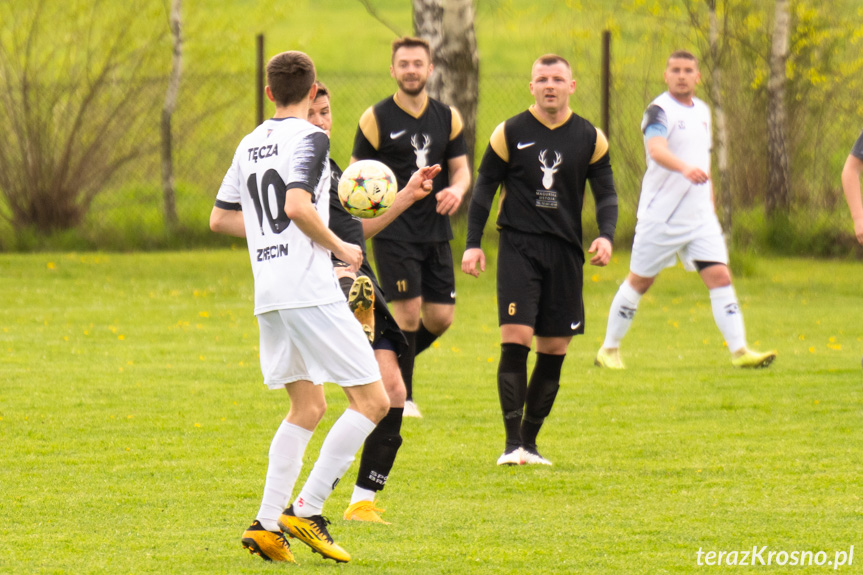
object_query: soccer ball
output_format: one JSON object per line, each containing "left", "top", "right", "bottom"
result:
{"left": 338, "top": 160, "right": 398, "bottom": 218}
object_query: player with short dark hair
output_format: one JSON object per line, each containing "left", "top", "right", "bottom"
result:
{"left": 594, "top": 50, "right": 776, "bottom": 370}
{"left": 209, "top": 51, "right": 391, "bottom": 564}
{"left": 351, "top": 36, "right": 471, "bottom": 418}
{"left": 308, "top": 81, "right": 440, "bottom": 524}
{"left": 462, "top": 54, "right": 619, "bottom": 466}
{"left": 842, "top": 130, "right": 863, "bottom": 246}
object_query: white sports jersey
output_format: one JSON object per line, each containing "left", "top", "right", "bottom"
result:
{"left": 637, "top": 92, "right": 713, "bottom": 225}
{"left": 216, "top": 117, "right": 343, "bottom": 314}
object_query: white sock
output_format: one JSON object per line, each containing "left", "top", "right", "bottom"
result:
{"left": 709, "top": 285, "right": 747, "bottom": 353}
{"left": 350, "top": 486, "right": 377, "bottom": 506}
{"left": 256, "top": 420, "right": 313, "bottom": 532}
{"left": 293, "top": 409, "right": 376, "bottom": 518}
{"left": 602, "top": 280, "right": 642, "bottom": 349}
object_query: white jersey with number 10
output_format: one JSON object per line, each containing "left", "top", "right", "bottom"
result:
{"left": 216, "top": 117, "right": 343, "bottom": 314}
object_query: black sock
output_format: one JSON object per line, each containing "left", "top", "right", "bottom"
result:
{"left": 414, "top": 321, "right": 439, "bottom": 355}
{"left": 521, "top": 353, "right": 564, "bottom": 452}
{"left": 399, "top": 330, "right": 417, "bottom": 401}
{"left": 498, "top": 343, "right": 530, "bottom": 451}
{"left": 355, "top": 408, "right": 404, "bottom": 492}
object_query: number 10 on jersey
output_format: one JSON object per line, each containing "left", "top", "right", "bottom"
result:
{"left": 248, "top": 169, "right": 292, "bottom": 235}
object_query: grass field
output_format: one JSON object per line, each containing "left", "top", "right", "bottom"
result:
{"left": 2, "top": 248, "right": 862, "bottom": 574}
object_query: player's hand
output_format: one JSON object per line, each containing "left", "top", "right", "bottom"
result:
{"left": 854, "top": 218, "right": 863, "bottom": 245}
{"left": 436, "top": 185, "right": 464, "bottom": 216}
{"left": 681, "top": 164, "right": 709, "bottom": 185}
{"left": 588, "top": 237, "right": 612, "bottom": 267}
{"left": 461, "top": 248, "right": 486, "bottom": 277}
{"left": 404, "top": 164, "right": 441, "bottom": 202}
{"left": 332, "top": 241, "right": 363, "bottom": 273}
{"left": 333, "top": 266, "right": 357, "bottom": 281}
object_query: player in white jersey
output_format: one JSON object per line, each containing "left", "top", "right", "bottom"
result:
{"left": 595, "top": 50, "right": 776, "bottom": 370}
{"left": 842, "top": 129, "right": 863, "bottom": 246}
{"left": 842, "top": 130, "right": 863, "bottom": 369}
{"left": 209, "top": 51, "right": 390, "bottom": 564}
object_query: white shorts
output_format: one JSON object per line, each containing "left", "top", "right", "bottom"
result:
{"left": 630, "top": 217, "right": 728, "bottom": 278}
{"left": 257, "top": 302, "right": 381, "bottom": 390}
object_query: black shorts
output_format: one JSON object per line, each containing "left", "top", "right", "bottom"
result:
{"left": 338, "top": 275, "right": 408, "bottom": 357}
{"left": 496, "top": 229, "right": 585, "bottom": 338}
{"left": 371, "top": 238, "right": 456, "bottom": 304}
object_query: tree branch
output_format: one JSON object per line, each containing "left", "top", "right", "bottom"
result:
{"left": 355, "top": 0, "right": 405, "bottom": 37}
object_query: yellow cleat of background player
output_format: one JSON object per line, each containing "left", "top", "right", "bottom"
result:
{"left": 595, "top": 347, "right": 625, "bottom": 369}
{"left": 731, "top": 348, "right": 777, "bottom": 368}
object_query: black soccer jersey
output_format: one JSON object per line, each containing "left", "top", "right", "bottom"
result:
{"left": 467, "top": 107, "right": 618, "bottom": 255}
{"left": 852, "top": 130, "right": 863, "bottom": 161}
{"left": 328, "top": 159, "right": 377, "bottom": 281}
{"left": 352, "top": 94, "right": 468, "bottom": 243}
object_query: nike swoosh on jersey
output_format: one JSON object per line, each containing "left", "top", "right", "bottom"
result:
{"left": 390, "top": 130, "right": 407, "bottom": 139}
{"left": 570, "top": 321, "right": 582, "bottom": 330}
{"left": 516, "top": 141, "right": 536, "bottom": 149}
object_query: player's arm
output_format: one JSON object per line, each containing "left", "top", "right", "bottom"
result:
{"left": 285, "top": 188, "right": 362, "bottom": 271}
{"left": 210, "top": 203, "right": 245, "bottom": 238}
{"left": 586, "top": 128, "right": 617, "bottom": 267}
{"left": 210, "top": 150, "right": 246, "bottom": 237}
{"left": 643, "top": 105, "right": 708, "bottom": 184}
{"left": 349, "top": 107, "right": 379, "bottom": 164}
{"left": 436, "top": 107, "right": 472, "bottom": 215}
{"left": 462, "top": 123, "right": 507, "bottom": 278}
{"left": 290, "top": 131, "right": 363, "bottom": 270}
{"left": 362, "top": 164, "right": 442, "bottom": 239}
{"left": 841, "top": 152, "right": 863, "bottom": 245}
{"left": 436, "top": 154, "right": 471, "bottom": 215}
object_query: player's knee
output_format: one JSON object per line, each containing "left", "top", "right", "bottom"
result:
{"left": 382, "top": 373, "right": 407, "bottom": 405}
{"left": 425, "top": 317, "right": 452, "bottom": 335}
{"left": 287, "top": 398, "right": 327, "bottom": 429}
{"left": 627, "top": 274, "right": 654, "bottom": 294}
{"left": 306, "top": 397, "right": 327, "bottom": 425}
{"left": 368, "top": 393, "right": 391, "bottom": 423}
{"left": 350, "top": 385, "right": 391, "bottom": 423}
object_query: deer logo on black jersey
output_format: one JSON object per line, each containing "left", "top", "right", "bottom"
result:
{"left": 411, "top": 133, "right": 432, "bottom": 168}
{"left": 538, "top": 149, "right": 562, "bottom": 190}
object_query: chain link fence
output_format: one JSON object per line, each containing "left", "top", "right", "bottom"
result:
{"left": 1, "top": 29, "right": 861, "bottom": 255}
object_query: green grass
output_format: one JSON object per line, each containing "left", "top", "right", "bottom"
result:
{"left": 2, "top": 249, "right": 862, "bottom": 574}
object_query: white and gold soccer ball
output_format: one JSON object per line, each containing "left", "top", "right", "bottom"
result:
{"left": 338, "top": 160, "right": 398, "bottom": 218}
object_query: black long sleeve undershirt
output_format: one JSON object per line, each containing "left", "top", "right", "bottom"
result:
{"left": 587, "top": 153, "right": 619, "bottom": 242}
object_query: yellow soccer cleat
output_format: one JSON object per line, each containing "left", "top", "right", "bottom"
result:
{"left": 278, "top": 506, "right": 351, "bottom": 563}
{"left": 343, "top": 500, "right": 391, "bottom": 524}
{"left": 731, "top": 348, "right": 777, "bottom": 368}
{"left": 348, "top": 275, "right": 375, "bottom": 343}
{"left": 595, "top": 347, "right": 625, "bottom": 369}
{"left": 241, "top": 520, "right": 296, "bottom": 563}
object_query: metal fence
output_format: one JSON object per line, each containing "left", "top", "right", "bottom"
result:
{"left": 2, "top": 29, "right": 861, "bottom": 255}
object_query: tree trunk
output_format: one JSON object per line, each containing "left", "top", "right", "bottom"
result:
{"left": 708, "top": 0, "right": 732, "bottom": 233}
{"left": 162, "top": 0, "right": 182, "bottom": 229}
{"left": 412, "top": 0, "right": 479, "bottom": 175}
{"left": 766, "top": 0, "right": 790, "bottom": 216}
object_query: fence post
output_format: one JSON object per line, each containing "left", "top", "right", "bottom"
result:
{"left": 256, "top": 34, "right": 265, "bottom": 127}
{"left": 601, "top": 29, "right": 610, "bottom": 141}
